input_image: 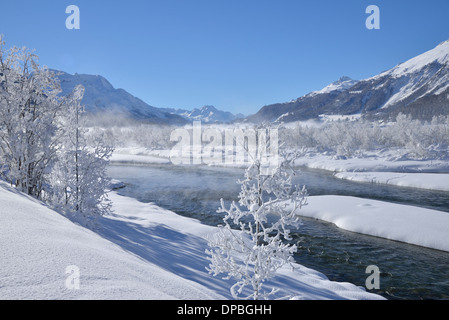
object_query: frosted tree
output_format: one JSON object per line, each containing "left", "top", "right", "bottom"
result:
{"left": 0, "top": 36, "right": 113, "bottom": 224}
{"left": 49, "top": 83, "right": 113, "bottom": 223}
{"left": 0, "top": 36, "right": 62, "bottom": 197}
{"left": 206, "top": 153, "right": 308, "bottom": 300}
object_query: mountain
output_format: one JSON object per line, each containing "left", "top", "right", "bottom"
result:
{"left": 56, "top": 71, "right": 187, "bottom": 125}
{"left": 162, "top": 105, "right": 244, "bottom": 124}
{"left": 247, "top": 39, "right": 449, "bottom": 123}
{"left": 309, "top": 76, "right": 359, "bottom": 96}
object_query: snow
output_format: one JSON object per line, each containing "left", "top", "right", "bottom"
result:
{"left": 0, "top": 181, "right": 220, "bottom": 300}
{"left": 5, "top": 144, "right": 445, "bottom": 299}
{"left": 309, "top": 76, "right": 358, "bottom": 96}
{"left": 110, "top": 152, "right": 171, "bottom": 165}
{"left": 110, "top": 149, "right": 449, "bottom": 193}
{"left": 0, "top": 180, "right": 384, "bottom": 300}
{"left": 163, "top": 105, "right": 241, "bottom": 124}
{"left": 293, "top": 154, "right": 449, "bottom": 174}
{"left": 110, "top": 147, "right": 449, "bottom": 195}
{"left": 56, "top": 71, "right": 186, "bottom": 123}
{"left": 109, "top": 149, "right": 449, "bottom": 246}
{"left": 318, "top": 114, "right": 362, "bottom": 122}
{"left": 383, "top": 39, "right": 449, "bottom": 78}
{"left": 371, "top": 39, "right": 449, "bottom": 109}
{"left": 335, "top": 172, "right": 449, "bottom": 192}
{"left": 297, "top": 196, "right": 449, "bottom": 253}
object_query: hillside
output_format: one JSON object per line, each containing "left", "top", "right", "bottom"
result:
{"left": 56, "top": 71, "right": 187, "bottom": 125}
{"left": 0, "top": 180, "right": 220, "bottom": 300}
{"left": 247, "top": 39, "right": 449, "bottom": 123}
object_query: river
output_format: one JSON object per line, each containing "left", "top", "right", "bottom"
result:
{"left": 107, "top": 163, "right": 449, "bottom": 300}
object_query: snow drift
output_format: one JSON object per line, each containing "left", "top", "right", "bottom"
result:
{"left": 298, "top": 195, "right": 449, "bottom": 253}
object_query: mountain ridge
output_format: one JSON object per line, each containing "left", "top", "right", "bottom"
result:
{"left": 161, "top": 105, "right": 244, "bottom": 124}
{"left": 56, "top": 71, "right": 188, "bottom": 125}
{"left": 56, "top": 71, "right": 242, "bottom": 125}
{"left": 246, "top": 39, "right": 449, "bottom": 123}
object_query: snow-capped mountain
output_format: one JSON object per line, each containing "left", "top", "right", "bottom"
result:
{"left": 162, "top": 105, "right": 244, "bottom": 124}
{"left": 309, "top": 76, "right": 359, "bottom": 96}
{"left": 247, "top": 39, "right": 449, "bottom": 123}
{"left": 56, "top": 71, "right": 187, "bottom": 125}
{"left": 56, "top": 71, "right": 241, "bottom": 125}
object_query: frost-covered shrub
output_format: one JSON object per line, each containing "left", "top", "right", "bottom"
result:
{"left": 279, "top": 114, "right": 449, "bottom": 160}
{"left": 206, "top": 153, "right": 308, "bottom": 300}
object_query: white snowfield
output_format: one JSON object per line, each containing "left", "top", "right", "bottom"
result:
{"left": 293, "top": 154, "right": 449, "bottom": 193}
{"left": 293, "top": 154, "right": 449, "bottom": 174}
{"left": 0, "top": 181, "right": 384, "bottom": 300}
{"left": 335, "top": 172, "right": 449, "bottom": 192}
{"left": 297, "top": 196, "right": 449, "bottom": 253}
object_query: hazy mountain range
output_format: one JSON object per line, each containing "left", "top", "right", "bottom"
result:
{"left": 56, "top": 38, "right": 449, "bottom": 125}
{"left": 56, "top": 72, "right": 242, "bottom": 124}
{"left": 56, "top": 71, "right": 187, "bottom": 125}
{"left": 160, "top": 105, "right": 245, "bottom": 124}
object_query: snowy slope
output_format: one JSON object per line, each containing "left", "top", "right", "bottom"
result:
{"left": 374, "top": 39, "right": 449, "bottom": 110}
{"left": 384, "top": 39, "right": 449, "bottom": 78}
{"left": 0, "top": 180, "right": 384, "bottom": 300}
{"left": 0, "top": 181, "right": 222, "bottom": 300}
{"left": 309, "top": 76, "right": 359, "bottom": 96}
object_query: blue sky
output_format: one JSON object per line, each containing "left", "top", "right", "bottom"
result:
{"left": 1, "top": 0, "right": 449, "bottom": 115}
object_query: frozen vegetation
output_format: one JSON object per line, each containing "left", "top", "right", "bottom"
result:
{"left": 100, "top": 112, "right": 449, "bottom": 174}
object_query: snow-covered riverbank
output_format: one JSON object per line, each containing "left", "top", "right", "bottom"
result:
{"left": 111, "top": 149, "right": 449, "bottom": 191}
{"left": 109, "top": 150, "right": 449, "bottom": 251}
{"left": 0, "top": 180, "right": 384, "bottom": 300}
{"left": 293, "top": 154, "right": 449, "bottom": 174}
{"left": 334, "top": 172, "right": 449, "bottom": 192}
{"left": 3, "top": 145, "right": 449, "bottom": 299}
{"left": 297, "top": 195, "right": 449, "bottom": 252}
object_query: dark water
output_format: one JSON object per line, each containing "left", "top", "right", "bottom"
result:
{"left": 107, "top": 164, "right": 449, "bottom": 300}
